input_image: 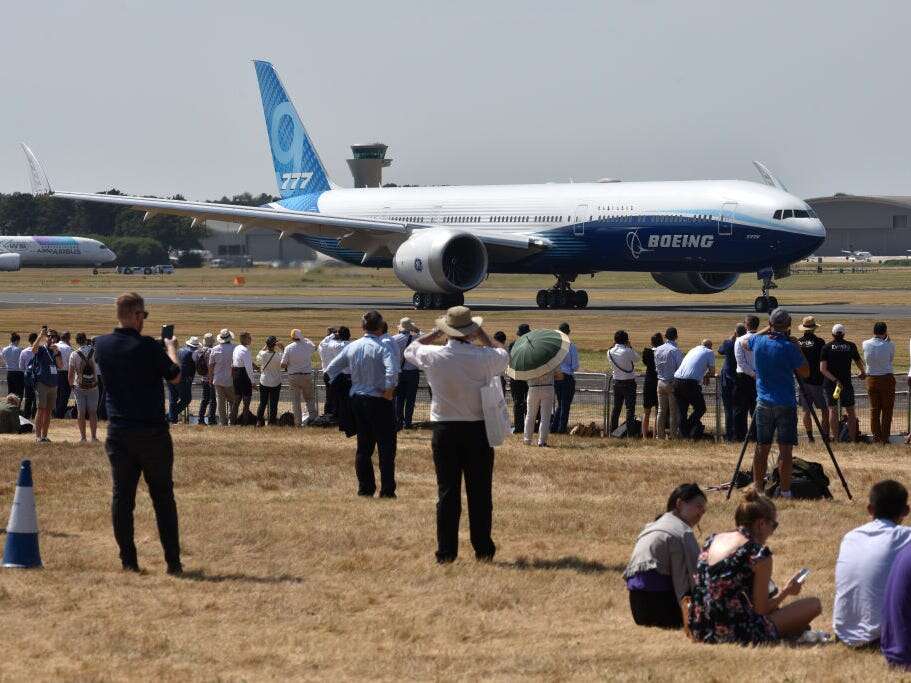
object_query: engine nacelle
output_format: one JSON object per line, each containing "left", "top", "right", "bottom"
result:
{"left": 392, "top": 229, "right": 488, "bottom": 294}
{"left": 0, "top": 253, "right": 21, "bottom": 271}
{"left": 650, "top": 271, "right": 739, "bottom": 294}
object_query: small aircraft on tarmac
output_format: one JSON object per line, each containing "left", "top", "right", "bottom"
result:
{"left": 841, "top": 249, "right": 874, "bottom": 263}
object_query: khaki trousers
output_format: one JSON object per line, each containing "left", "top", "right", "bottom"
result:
{"left": 656, "top": 379, "right": 679, "bottom": 439}
{"left": 866, "top": 374, "right": 896, "bottom": 444}
{"left": 525, "top": 385, "right": 555, "bottom": 445}
{"left": 215, "top": 384, "right": 238, "bottom": 426}
{"left": 289, "top": 373, "right": 317, "bottom": 426}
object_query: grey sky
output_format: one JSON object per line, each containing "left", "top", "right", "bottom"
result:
{"left": 1, "top": 1, "right": 909, "bottom": 200}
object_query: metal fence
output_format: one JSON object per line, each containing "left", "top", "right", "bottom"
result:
{"left": 4, "top": 371, "right": 908, "bottom": 439}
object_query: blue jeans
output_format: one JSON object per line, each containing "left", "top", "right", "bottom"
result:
{"left": 720, "top": 373, "right": 736, "bottom": 441}
{"left": 395, "top": 369, "right": 419, "bottom": 429}
{"left": 552, "top": 375, "right": 576, "bottom": 433}
{"left": 168, "top": 378, "right": 193, "bottom": 423}
{"left": 755, "top": 401, "right": 798, "bottom": 446}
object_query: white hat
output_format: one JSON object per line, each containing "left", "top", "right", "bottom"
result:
{"left": 185, "top": 336, "right": 200, "bottom": 348}
{"left": 399, "top": 317, "right": 419, "bottom": 333}
{"left": 218, "top": 328, "right": 234, "bottom": 343}
{"left": 203, "top": 332, "right": 215, "bottom": 347}
{"left": 832, "top": 323, "right": 846, "bottom": 335}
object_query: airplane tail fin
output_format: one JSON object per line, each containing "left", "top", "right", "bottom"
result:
{"left": 20, "top": 143, "right": 53, "bottom": 196}
{"left": 253, "top": 60, "right": 332, "bottom": 198}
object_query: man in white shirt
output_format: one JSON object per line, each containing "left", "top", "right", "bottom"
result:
{"left": 232, "top": 332, "right": 257, "bottom": 420}
{"left": 209, "top": 329, "right": 238, "bottom": 425}
{"left": 608, "top": 329, "right": 639, "bottom": 435}
{"left": 318, "top": 326, "right": 351, "bottom": 420}
{"left": 2, "top": 333, "right": 23, "bottom": 400}
{"left": 281, "top": 329, "right": 317, "bottom": 427}
{"left": 18, "top": 333, "right": 38, "bottom": 419}
{"left": 653, "top": 327, "right": 684, "bottom": 439}
{"left": 53, "top": 330, "right": 74, "bottom": 418}
{"left": 405, "top": 305, "right": 509, "bottom": 563}
{"left": 733, "top": 315, "right": 760, "bottom": 441}
{"left": 673, "top": 340, "right": 715, "bottom": 439}
{"left": 834, "top": 480, "right": 911, "bottom": 647}
{"left": 862, "top": 322, "right": 895, "bottom": 445}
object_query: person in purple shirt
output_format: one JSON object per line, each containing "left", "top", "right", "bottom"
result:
{"left": 882, "top": 543, "right": 911, "bottom": 669}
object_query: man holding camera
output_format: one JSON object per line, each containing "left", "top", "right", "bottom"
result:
{"left": 95, "top": 293, "right": 183, "bottom": 575}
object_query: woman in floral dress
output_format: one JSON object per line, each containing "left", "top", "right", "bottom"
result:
{"left": 688, "top": 486, "right": 822, "bottom": 644}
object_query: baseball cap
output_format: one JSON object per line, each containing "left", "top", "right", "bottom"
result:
{"left": 832, "top": 323, "right": 846, "bottom": 335}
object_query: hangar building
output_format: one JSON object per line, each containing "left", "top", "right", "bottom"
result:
{"left": 806, "top": 194, "right": 911, "bottom": 256}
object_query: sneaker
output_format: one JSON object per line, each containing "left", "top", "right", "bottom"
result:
{"left": 41, "top": 437, "right": 51, "bottom": 443}
{"left": 122, "top": 562, "right": 140, "bottom": 573}
{"left": 79, "top": 438, "right": 87, "bottom": 443}
{"left": 166, "top": 563, "right": 183, "bottom": 576}
{"left": 378, "top": 492, "right": 397, "bottom": 499}
{"left": 797, "top": 629, "right": 832, "bottom": 644}
{"left": 523, "top": 439, "right": 532, "bottom": 445}
{"left": 537, "top": 443, "right": 549, "bottom": 448}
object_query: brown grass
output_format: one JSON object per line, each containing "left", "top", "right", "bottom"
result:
{"left": 0, "top": 422, "right": 908, "bottom": 681}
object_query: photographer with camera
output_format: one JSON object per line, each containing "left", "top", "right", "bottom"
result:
{"left": 29, "top": 326, "right": 64, "bottom": 443}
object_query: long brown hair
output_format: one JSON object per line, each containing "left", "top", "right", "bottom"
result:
{"left": 734, "top": 485, "right": 776, "bottom": 528}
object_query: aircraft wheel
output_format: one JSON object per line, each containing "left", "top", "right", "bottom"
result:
{"left": 92, "top": 268, "right": 99, "bottom": 275}
{"left": 754, "top": 296, "right": 769, "bottom": 313}
{"left": 545, "top": 290, "right": 557, "bottom": 308}
{"left": 413, "top": 292, "right": 424, "bottom": 309}
{"left": 574, "top": 290, "right": 589, "bottom": 309}
{"left": 432, "top": 293, "right": 446, "bottom": 309}
{"left": 768, "top": 296, "right": 779, "bottom": 310}
{"left": 536, "top": 289, "right": 548, "bottom": 308}
{"left": 554, "top": 290, "right": 568, "bottom": 308}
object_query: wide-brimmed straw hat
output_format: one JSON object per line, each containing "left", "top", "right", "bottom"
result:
{"left": 435, "top": 306, "right": 483, "bottom": 338}
{"left": 798, "top": 316, "right": 818, "bottom": 331}
{"left": 217, "top": 328, "right": 234, "bottom": 343}
{"left": 399, "top": 317, "right": 419, "bottom": 333}
{"left": 185, "top": 336, "right": 201, "bottom": 348}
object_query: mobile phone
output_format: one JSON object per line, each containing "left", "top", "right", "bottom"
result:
{"left": 161, "top": 324, "right": 175, "bottom": 341}
{"left": 795, "top": 568, "right": 811, "bottom": 584}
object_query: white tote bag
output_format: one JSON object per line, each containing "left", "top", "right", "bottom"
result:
{"left": 480, "top": 376, "right": 511, "bottom": 447}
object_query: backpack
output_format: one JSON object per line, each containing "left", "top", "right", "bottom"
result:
{"left": 768, "top": 458, "right": 833, "bottom": 500}
{"left": 194, "top": 347, "right": 210, "bottom": 377}
{"left": 277, "top": 411, "right": 296, "bottom": 427}
{"left": 26, "top": 346, "right": 54, "bottom": 388}
{"left": 75, "top": 349, "right": 97, "bottom": 390}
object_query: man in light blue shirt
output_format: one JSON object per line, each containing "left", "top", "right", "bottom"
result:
{"left": 391, "top": 317, "right": 421, "bottom": 430}
{"left": 326, "top": 310, "right": 399, "bottom": 498}
{"left": 654, "top": 327, "right": 684, "bottom": 439}
{"left": 673, "top": 340, "right": 715, "bottom": 438}
{"left": 552, "top": 322, "right": 579, "bottom": 434}
{"left": 834, "top": 480, "right": 911, "bottom": 647}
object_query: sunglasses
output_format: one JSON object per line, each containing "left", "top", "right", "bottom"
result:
{"left": 768, "top": 519, "right": 779, "bottom": 531}
{"left": 135, "top": 310, "right": 149, "bottom": 319}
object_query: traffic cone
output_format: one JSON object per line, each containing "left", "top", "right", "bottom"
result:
{"left": 3, "top": 460, "right": 42, "bottom": 568}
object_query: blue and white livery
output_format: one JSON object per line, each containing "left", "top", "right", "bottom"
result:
{"left": 0, "top": 234, "right": 116, "bottom": 271}
{"left": 21, "top": 61, "right": 825, "bottom": 311}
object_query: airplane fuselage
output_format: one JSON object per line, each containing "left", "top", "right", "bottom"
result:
{"left": 0, "top": 236, "right": 117, "bottom": 267}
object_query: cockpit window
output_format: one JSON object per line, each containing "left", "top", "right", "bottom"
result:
{"left": 793, "top": 210, "right": 809, "bottom": 218}
{"left": 773, "top": 210, "right": 782, "bottom": 219}
{"left": 99, "top": 243, "right": 109, "bottom": 250}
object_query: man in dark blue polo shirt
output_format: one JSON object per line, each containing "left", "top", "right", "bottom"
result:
{"left": 95, "top": 292, "right": 183, "bottom": 575}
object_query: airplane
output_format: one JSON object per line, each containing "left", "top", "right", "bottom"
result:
{"left": 841, "top": 249, "right": 873, "bottom": 263}
{"left": 20, "top": 60, "right": 826, "bottom": 313}
{"left": 0, "top": 235, "right": 116, "bottom": 271}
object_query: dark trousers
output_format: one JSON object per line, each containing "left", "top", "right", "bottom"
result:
{"left": 629, "top": 590, "right": 683, "bottom": 629}
{"left": 6, "top": 371, "right": 24, "bottom": 401}
{"left": 733, "top": 373, "right": 757, "bottom": 441}
{"left": 510, "top": 379, "right": 528, "bottom": 432}
{"left": 610, "top": 379, "right": 637, "bottom": 432}
{"left": 720, "top": 373, "right": 736, "bottom": 441}
{"left": 167, "top": 377, "right": 193, "bottom": 423}
{"left": 257, "top": 384, "right": 281, "bottom": 425}
{"left": 551, "top": 374, "right": 576, "bottom": 433}
{"left": 233, "top": 369, "right": 253, "bottom": 416}
{"left": 54, "top": 374, "right": 71, "bottom": 418}
{"left": 395, "top": 368, "right": 420, "bottom": 429}
{"left": 674, "top": 379, "right": 706, "bottom": 438}
{"left": 22, "top": 382, "right": 36, "bottom": 420}
{"left": 198, "top": 383, "right": 216, "bottom": 424}
{"left": 351, "top": 394, "right": 397, "bottom": 496}
{"left": 105, "top": 426, "right": 180, "bottom": 569}
{"left": 432, "top": 420, "right": 495, "bottom": 562}
{"left": 322, "top": 372, "right": 336, "bottom": 417}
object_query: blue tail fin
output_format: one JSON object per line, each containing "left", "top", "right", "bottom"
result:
{"left": 253, "top": 60, "right": 332, "bottom": 198}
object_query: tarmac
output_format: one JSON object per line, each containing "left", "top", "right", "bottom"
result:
{"left": 0, "top": 291, "right": 909, "bottom": 318}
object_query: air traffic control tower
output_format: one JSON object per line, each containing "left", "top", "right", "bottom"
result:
{"left": 347, "top": 143, "right": 392, "bottom": 188}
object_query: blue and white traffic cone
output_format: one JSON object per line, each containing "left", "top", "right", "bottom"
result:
{"left": 3, "top": 460, "right": 42, "bottom": 568}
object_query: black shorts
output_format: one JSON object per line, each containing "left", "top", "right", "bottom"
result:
{"left": 823, "top": 379, "right": 855, "bottom": 408}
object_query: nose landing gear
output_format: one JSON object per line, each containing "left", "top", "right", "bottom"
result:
{"left": 753, "top": 272, "right": 779, "bottom": 313}
{"left": 412, "top": 292, "right": 465, "bottom": 310}
{"left": 536, "top": 275, "right": 589, "bottom": 309}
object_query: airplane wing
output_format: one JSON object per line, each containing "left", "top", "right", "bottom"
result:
{"left": 21, "top": 144, "right": 549, "bottom": 261}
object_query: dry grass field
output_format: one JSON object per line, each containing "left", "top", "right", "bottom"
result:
{"left": 0, "top": 423, "right": 908, "bottom": 681}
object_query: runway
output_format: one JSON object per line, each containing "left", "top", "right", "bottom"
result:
{"left": 0, "top": 291, "right": 909, "bottom": 318}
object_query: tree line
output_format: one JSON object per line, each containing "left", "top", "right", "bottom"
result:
{"left": 0, "top": 190, "right": 279, "bottom": 265}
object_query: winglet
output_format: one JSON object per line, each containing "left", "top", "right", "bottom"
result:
{"left": 752, "top": 161, "right": 788, "bottom": 193}
{"left": 20, "top": 144, "right": 53, "bottom": 195}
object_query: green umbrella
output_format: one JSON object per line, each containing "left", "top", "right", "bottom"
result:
{"left": 506, "top": 329, "right": 571, "bottom": 381}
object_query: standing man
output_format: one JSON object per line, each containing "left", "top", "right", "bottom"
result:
{"left": 821, "top": 324, "right": 866, "bottom": 443}
{"left": 318, "top": 326, "right": 350, "bottom": 418}
{"left": 717, "top": 324, "right": 746, "bottom": 442}
{"left": 68, "top": 332, "right": 99, "bottom": 442}
{"left": 508, "top": 324, "right": 531, "bottom": 433}
{"left": 745, "top": 308, "right": 809, "bottom": 497}
{"left": 282, "top": 329, "right": 318, "bottom": 427}
{"left": 654, "top": 327, "right": 684, "bottom": 439}
{"left": 796, "top": 316, "right": 828, "bottom": 443}
{"left": 209, "top": 329, "right": 237, "bottom": 426}
{"left": 552, "top": 322, "right": 579, "bottom": 434}
{"left": 326, "top": 311, "right": 398, "bottom": 498}
{"left": 673, "top": 340, "right": 715, "bottom": 439}
{"left": 405, "top": 306, "right": 508, "bottom": 563}
{"left": 53, "top": 330, "right": 74, "bottom": 418}
{"left": 18, "top": 333, "right": 38, "bottom": 420}
{"left": 30, "top": 328, "right": 64, "bottom": 443}
{"left": 863, "top": 322, "right": 896, "bottom": 445}
{"left": 194, "top": 333, "right": 217, "bottom": 426}
{"left": 2, "top": 333, "right": 23, "bottom": 400}
{"left": 392, "top": 317, "right": 421, "bottom": 430}
{"left": 608, "top": 329, "right": 639, "bottom": 434}
{"left": 95, "top": 292, "right": 183, "bottom": 575}
{"left": 232, "top": 332, "right": 257, "bottom": 420}
{"left": 168, "top": 336, "right": 198, "bottom": 424}
{"left": 733, "top": 315, "right": 760, "bottom": 441}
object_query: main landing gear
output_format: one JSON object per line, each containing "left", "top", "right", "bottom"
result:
{"left": 412, "top": 291, "right": 465, "bottom": 310}
{"left": 753, "top": 272, "right": 779, "bottom": 313}
{"left": 536, "top": 275, "right": 589, "bottom": 309}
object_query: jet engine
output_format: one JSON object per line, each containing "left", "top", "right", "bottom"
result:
{"left": 0, "top": 252, "right": 21, "bottom": 271}
{"left": 650, "top": 271, "right": 739, "bottom": 294}
{"left": 392, "top": 229, "right": 488, "bottom": 294}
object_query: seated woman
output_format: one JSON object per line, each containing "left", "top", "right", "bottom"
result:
{"left": 623, "top": 483, "right": 707, "bottom": 628}
{"left": 688, "top": 486, "right": 822, "bottom": 644}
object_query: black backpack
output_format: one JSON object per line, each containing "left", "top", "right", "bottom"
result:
{"left": 277, "top": 411, "right": 296, "bottom": 427}
{"left": 768, "top": 458, "right": 832, "bottom": 500}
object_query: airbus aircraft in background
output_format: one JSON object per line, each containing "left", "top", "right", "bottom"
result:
{"left": 0, "top": 235, "right": 116, "bottom": 271}
{"left": 21, "top": 61, "right": 825, "bottom": 311}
